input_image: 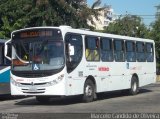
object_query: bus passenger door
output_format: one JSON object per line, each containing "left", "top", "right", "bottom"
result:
{"left": 65, "top": 33, "right": 83, "bottom": 95}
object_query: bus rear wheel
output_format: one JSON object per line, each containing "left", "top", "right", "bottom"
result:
{"left": 36, "top": 96, "right": 50, "bottom": 103}
{"left": 82, "top": 79, "right": 95, "bottom": 103}
{"left": 130, "top": 76, "right": 139, "bottom": 95}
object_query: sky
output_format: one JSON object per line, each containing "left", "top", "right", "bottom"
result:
{"left": 87, "top": 0, "right": 160, "bottom": 26}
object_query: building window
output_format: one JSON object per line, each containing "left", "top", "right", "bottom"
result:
{"left": 136, "top": 42, "right": 146, "bottom": 62}
{"left": 100, "top": 37, "right": 113, "bottom": 62}
{"left": 146, "top": 43, "right": 154, "bottom": 62}
{"left": 126, "top": 41, "right": 136, "bottom": 62}
{"left": 85, "top": 36, "right": 100, "bottom": 61}
{"left": 104, "top": 21, "right": 109, "bottom": 25}
{"left": 114, "top": 40, "right": 125, "bottom": 62}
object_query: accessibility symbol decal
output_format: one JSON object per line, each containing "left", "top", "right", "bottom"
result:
{"left": 33, "top": 64, "right": 40, "bottom": 70}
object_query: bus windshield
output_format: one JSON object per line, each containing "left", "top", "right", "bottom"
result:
{"left": 11, "top": 29, "right": 65, "bottom": 72}
{"left": 12, "top": 40, "right": 65, "bottom": 71}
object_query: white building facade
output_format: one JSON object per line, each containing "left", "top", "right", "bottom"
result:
{"left": 88, "top": 6, "right": 117, "bottom": 30}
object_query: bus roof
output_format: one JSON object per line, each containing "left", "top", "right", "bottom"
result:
{"left": 60, "top": 26, "right": 154, "bottom": 43}
{"left": 11, "top": 26, "right": 154, "bottom": 43}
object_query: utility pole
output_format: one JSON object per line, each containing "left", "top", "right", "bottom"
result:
{"left": 155, "top": 4, "right": 160, "bottom": 19}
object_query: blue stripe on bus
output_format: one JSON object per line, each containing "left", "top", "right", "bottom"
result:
{"left": 0, "top": 70, "right": 10, "bottom": 83}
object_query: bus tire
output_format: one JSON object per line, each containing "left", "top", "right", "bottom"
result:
{"left": 36, "top": 96, "right": 50, "bottom": 103}
{"left": 130, "top": 76, "right": 139, "bottom": 95}
{"left": 82, "top": 79, "right": 95, "bottom": 103}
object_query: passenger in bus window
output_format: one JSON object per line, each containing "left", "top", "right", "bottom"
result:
{"left": 86, "top": 49, "right": 99, "bottom": 61}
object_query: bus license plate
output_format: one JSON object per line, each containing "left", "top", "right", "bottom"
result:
{"left": 29, "top": 86, "right": 37, "bottom": 92}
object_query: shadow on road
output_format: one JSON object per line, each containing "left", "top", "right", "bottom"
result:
{"left": 97, "top": 88, "right": 152, "bottom": 101}
{"left": 0, "top": 94, "right": 26, "bottom": 101}
{"left": 0, "top": 94, "right": 12, "bottom": 101}
{"left": 15, "top": 96, "right": 83, "bottom": 106}
{"left": 14, "top": 88, "right": 152, "bottom": 106}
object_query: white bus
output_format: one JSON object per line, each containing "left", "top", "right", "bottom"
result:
{"left": 5, "top": 26, "right": 156, "bottom": 102}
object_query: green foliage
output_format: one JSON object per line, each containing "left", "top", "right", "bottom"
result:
{"left": 0, "top": 0, "right": 32, "bottom": 39}
{"left": 104, "top": 15, "right": 149, "bottom": 38}
{"left": 0, "top": 0, "right": 103, "bottom": 38}
{"left": 150, "top": 17, "right": 160, "bottom": 62}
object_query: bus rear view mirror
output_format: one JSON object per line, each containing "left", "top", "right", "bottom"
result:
{"left": 4, "top": 39, "right": 11, "bottom": 61}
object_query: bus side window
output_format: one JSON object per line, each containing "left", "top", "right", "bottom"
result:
{"left": 3, "top": 45, "right": 11, "bottom": 65}
{"left": 146, "top": 43, "right": 154, "bottom": 62}
{"left": 114, "top": 40, "right": 125, "bottom": 62}
{"left": 136, "top": 42, "right": 146, "bottom": 62}
{"left": 126, "top": 41, "right": 136, "bottom": 62}
{"left": 100, "top": 37, "right": 113, "bottom": 62}
{"left": 0, "top": 44, "right": 11, "bottom": 66}
{"left": 85, "top": 36, "right": 100, "bottom": 61}
{"left": 65, "top": 33, "right": 83, "bottom": 73}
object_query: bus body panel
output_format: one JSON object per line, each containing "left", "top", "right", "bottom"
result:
{"left": 61, "top": 28, "right": 156, "bottom": 95}
{"left": 10, "top": 69, "right": 67, "bottom": 96}
{"left": 0, "top": 67, "right": 10, "bottom": 94}
{"left": 0, "top": 39, "right": 11, "bottom": 95}
{"left": 8, "top": 26, "right": 156, "bottom": 97}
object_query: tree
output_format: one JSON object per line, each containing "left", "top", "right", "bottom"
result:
{"left": 150, "top": 17, "right": 160, "bottom": 63}
{"left": 104, "top": 15, "right": 149, "bottom": 38}
{"left": 0, "top": 0, "right": 32, "bottom": 39}
{"left": 0, "top": 0, "right": 104, "bottom": 38}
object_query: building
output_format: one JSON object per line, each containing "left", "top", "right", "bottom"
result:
{"left": 81, "top": 0, "right": 87, "bottom": 5}
{"left": 88, "top": 6, "right": 117, "bottom": 30}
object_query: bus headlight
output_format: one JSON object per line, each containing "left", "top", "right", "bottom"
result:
{"left": 11, "top": 78, "right": 21, "bottom": 87}
{"left": 47, "top": 74, "right": 64, "bottom": 86}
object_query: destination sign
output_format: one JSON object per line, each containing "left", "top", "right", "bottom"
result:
{"left": 12, "top": 29, "right": 62, "bottom": 40}
{"left": 20, "top": 31, "right": 52, "bottom": 38}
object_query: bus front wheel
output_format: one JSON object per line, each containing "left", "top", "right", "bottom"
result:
{"left": 82, "top": 79, "right": 95, "bottom": 103}
{"left": 130, "top": 76, "right": 139, "bottom": 95}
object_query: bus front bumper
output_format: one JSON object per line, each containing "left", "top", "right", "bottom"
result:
{"left": 10, "top": 81, "right": 67, "bottom": 96}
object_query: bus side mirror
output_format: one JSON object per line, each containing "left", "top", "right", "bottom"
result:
{"left": 4, "top": 39, "right": 11, "bottom": 61}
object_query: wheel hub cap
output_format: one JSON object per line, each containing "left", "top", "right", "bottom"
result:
{"left": 85, "top": 85, "right": 92, "bottom": 96}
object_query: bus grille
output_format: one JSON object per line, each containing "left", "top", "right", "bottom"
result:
{"left": 20, "top": 83, "right": 46, "bottom": 94}
{"left": 20, "top": 83, "right": 47, "bottom": 86}
{"left": 21, "top": 88, "right": 45, "bottom": 94}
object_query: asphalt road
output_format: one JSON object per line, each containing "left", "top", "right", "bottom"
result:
{"left": 0, "top": 82, "right": 160, "bottom": 119}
